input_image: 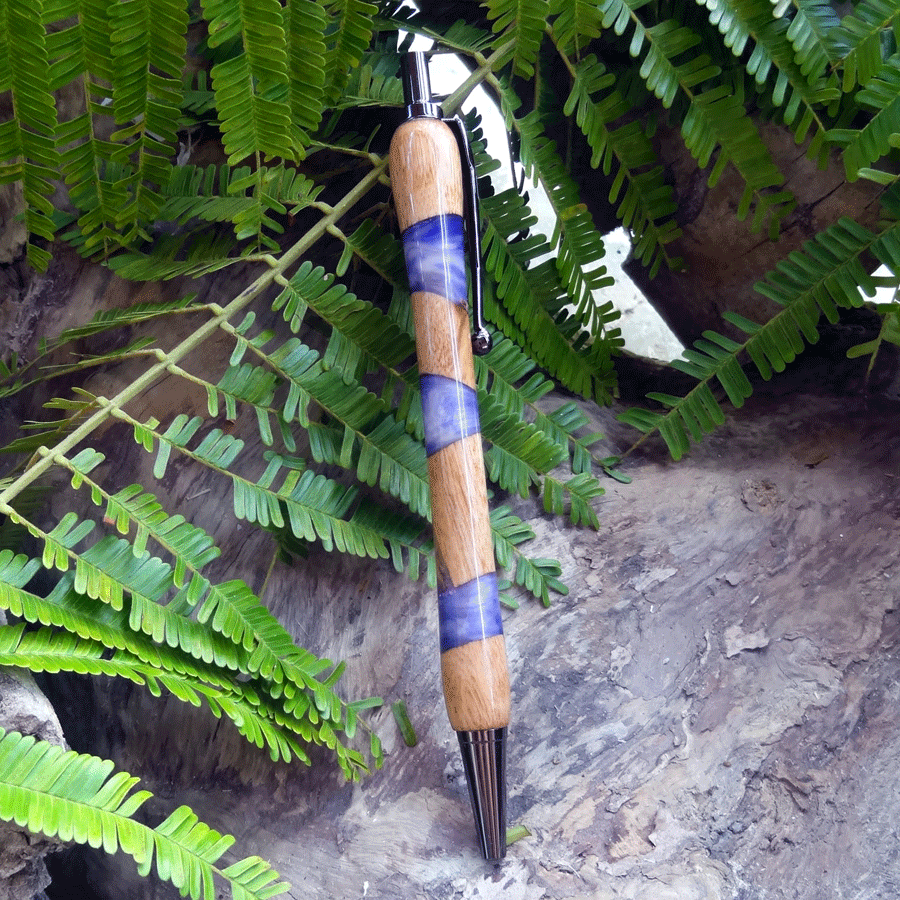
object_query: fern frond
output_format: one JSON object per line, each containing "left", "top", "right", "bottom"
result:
{"left": 485, "top": 0, "right": 549, "bottom": 78}
{"left": 45, "top": 0, "right": 126, "bottom": 255}
{"left": 345, "top": 498, "right": 432, "bottom": 584}
{"left": 476, "top": 335, "right": 608, "bottom": 484}
{"left": 832, "top": 55, "right": 900, "bottom": 181}
{"left": 0, "top": 726, "right": 290, "bottom": 898}
{"left": 10, "top": 501, "right": 249, "bottom": 671}
{"left": 550, "top": 0, "right": 603, "bottom": 54}
{"left": 0, "top": 0, "right": 59, "bottom": 269}
{"left": 0, "top": 540, "right": 375, "bottom": 770}
{"left": 619, "top": 213, "right": 898, "bottom": 458}
{"left": 0, "top": 624, "right": 309, "bottom": 762}
{"left": 285, "top": 0, "right": 327, "bottom": 142}
{"left": 481, "top": 392, "right": 568, "bottom": 496}
{"left": 202, "top": 0, "right": 295, "bottom": 165}
{"left": 694, "top": 0, "right": 838, "bottom": 160}
{"left": 595, "top": 2, "right": 793, "bottom": 231}
{"left": 0, "top": 562, "right": 220, "bottom": 677}
{"left": 834, "top": 0, "right": 900, "bottom": 90}
{"left": 321, "top": 0, "right": 378, "bottom": 106}
{"left": 107, "top": 229, "right": 242, "bottom": 280}
{"left": 781, "top": 0, "right": 847, "bottom": 82}
{"left": 108, "top": 0, "right": 188, "bottom": 244}
{"left": 59, "top": 294, "right": 203, "bottom": 344}
{"left": 562, "top": 53, "right": 682, "bottom": 276}
{"left": 130, "top": 411, "right": 400, "bottom": 562}
{"left": 490, "top": 506, "right": 567, "bottom": 606}
{"left": 481, "top": 187, "right": 611, "bottom": 401}
{"left": 506, "top": 110, "right": 620, "bottom": 347}
{"left": 151, "top": 163, "right": 323, "bottom": 252}
{"left": 337, "top": 62, "right": 404, "bottom": 108}
{"left": 215, "top": 347, "right": 432, "bottom": 518}
{"left": 598, "top": 2, "right": 716, "bottom": 108}
{"left": 681, "top": 82, "right": 793, "bottom": 236}
{"left": 271, "top": 261, "right": 415, "bottom": 370}
{"left": 542, "top": 471, "right": 604, "bottom": 528}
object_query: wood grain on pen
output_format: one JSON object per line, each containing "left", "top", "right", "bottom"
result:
{"left": 441, "top": 635, "right": 510, "bottom": 731}
{"left": 390, "top": 118, "right": 463, "bottom": 229}
{"left": 412, "top": 292, "right": 475, "bottom": 388}
{"left": 428, "top": 435, "right": 494, "bottom": 585}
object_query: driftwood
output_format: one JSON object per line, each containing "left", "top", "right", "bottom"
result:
{"left": 35, "top": 376, "right": 900, "bottom": 900}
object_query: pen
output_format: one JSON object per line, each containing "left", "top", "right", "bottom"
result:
{"left": 389, "top": 52, "right": 510, "bottom": 861}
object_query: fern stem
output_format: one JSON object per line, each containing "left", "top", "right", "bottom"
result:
{"left": 0, "top": 160, "right": 389, "bottom": 510}
{"left": 442, "top": 39, "right": 517, "bottom": 114}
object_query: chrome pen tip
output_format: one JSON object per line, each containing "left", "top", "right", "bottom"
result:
{"left": 457, "top": 727, "right": 507, "bottom": 861}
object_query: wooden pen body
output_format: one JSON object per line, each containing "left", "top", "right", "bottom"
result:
{"left": 390, "top": 116, "right": 510, "bottom": 732}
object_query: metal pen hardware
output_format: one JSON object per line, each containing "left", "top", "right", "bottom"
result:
{"left": 389, "top": 51, "right": 510, "bottom": 861}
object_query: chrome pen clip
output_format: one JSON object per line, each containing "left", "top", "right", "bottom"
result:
{"left": 444, "top": 114, "right": 492, "bottom": 356}
{"left": 400, "top": 53, "right": 492, "bottom": 356}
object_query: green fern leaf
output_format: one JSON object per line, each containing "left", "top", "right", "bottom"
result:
{"left": 155, "top": 164, "right": 322, "bottom": 249}
{"left": 481, "top": 187, "right": 610, "bottom": 401}
{"left": 272, "top": 261, "right": 415, "bottom": 369}
{"left": 503, "top": 110, "right": 620, "bottom": 351}
{"left": 782, "top": 0, "right": 847, "bottom": 82}
{"left": 834, "top": 55, "right": 900, "bottom": 180}
{"left": 0, "top": 0, "right": 59, "bottom": 269}
{"left": 133, "top": 412, "right": 397, "bottom": 560}
{"left": 286, "top": 0, "right": 327, "bottom": 141}
{"left": 695, "top": 0, "right": 837, "bottom": 160}
{"left": 562, "top": 53, "right": 682, "bottom": 276}
{"left": 0, "top": 625, "right": 308, "bottom": 762}
{"left": 550, "top": 0, "right": 603, "bottom": 54}
{"left": 214, "top": 333, "right": 431, "bottom": 517}
{"left": 337, "top": 61, "right": 404, "bottom": 109}
{"left": 597, "top": 3, "right": 715, "bottom": 107}
{"left": 834, "top": 0, "right": 900, "bottom": 90}
{"left": 490, "top": 506, "right": 568, "bottom": 606}
{"left": 0, "top": 544, "right": 366, "bottom": 769}
{"left": 107, "top": 229, "right": 242, "bottom": 280}
{"left": 321, "top": 0, "right": 377, "bottom": 106}
{"left": 481, "top": 392, "right": 568, "bottom": 496}
{"left": 681, "top": 82, "right": 792, "bottom": 234}
{"left": 484, "top": 0, "right": 549, "bottom": 77}
{"left": 202, "top": 0, "right": 295, "bottom": 164}
{"left": 108, "top": 0, "right": 188, "bottom": 243}
{"left": 45, "top": 1, "right": 132, "bottom": 255}
{"left": 0, "top": 728, "right": 290, "bottom": 898}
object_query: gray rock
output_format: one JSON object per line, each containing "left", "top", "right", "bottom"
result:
{"left": 0, "top": 665, "right": 66, "bottom": 900}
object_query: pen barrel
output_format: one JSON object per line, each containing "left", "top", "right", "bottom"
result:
{"left": 390, "top": 117, "right": 510, "bottom": 733}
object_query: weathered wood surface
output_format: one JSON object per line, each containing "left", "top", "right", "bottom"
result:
{"left": 42, "top": 382, "right": 900, "bottom": 900}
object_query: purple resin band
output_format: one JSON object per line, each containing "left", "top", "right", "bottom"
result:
{"left": 401, "top": 214, "right": 467, "bottom": 304}
{"left": 419, "top": 373, "right": 482, "bottom": 456}
{"left": 438, "top": 572, "right": 503, "bottom": 652}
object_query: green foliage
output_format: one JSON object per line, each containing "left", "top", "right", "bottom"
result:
{"left": 0, "top": 0, "right": 58, "bottom": 269}
{"left": 0, "top": 728, "right": 289, "bottom": 900}
{"left": 620, "top": 208, "right": 900, "bottom": 458}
